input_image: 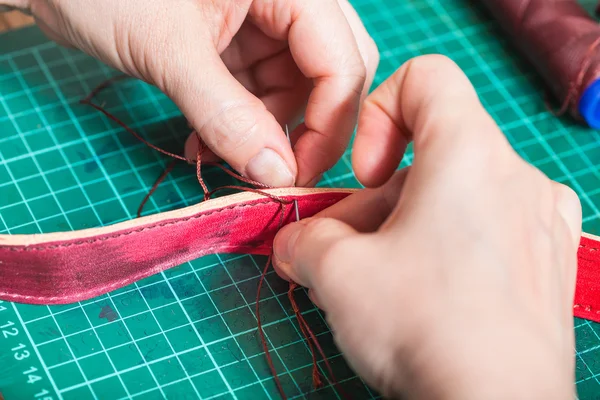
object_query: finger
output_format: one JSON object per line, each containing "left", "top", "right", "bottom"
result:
{"left": 336, "top": 0, "right": 379, "bottom": 102}
{"left": 185, "top": 51, "right": 310, "bottom": 157}
{"left": 315, "top": 168, "right": 409, "bottom": 232}
{"left": 3, "top": 0, "right": 29, "bottom": 9}
{"left": 219, "top": 51, "right": 310, "bottom": 124}
{"left": 353, "top": 54, "right": 513, "bottom": 188}
{"left": 273, "top": 217, "right": 357, "bottom": 289}
{"left": 308, "top": 289, "right": 323, "bottom": 309}
{"left": 260, "top": 90, "right": 309, "bottom": 128}
{"left": 251, "top": 50, "right": 312, "bottom": 125}
{"left": 183, "top": 135, "right": 222, "bottom": 163}
{"left": 221, "top": 21, "right": 287, "bottom": 73}
{"left": 273, "top": 169, "right": 408, "bottom": 282}
{"left": 31, "top": 4, "right": 73, "bottom": 48}
{"left": 232, "top": 50, "right": 303, "bottom": 95}
{"left": 35, "top": 18, "right": 72, "bottom": 47}
{"left": 250, "top": 0, "right": 367, "bottom": 186}
{"left": 169, "top": 43, "right": 296, "bottom": 187}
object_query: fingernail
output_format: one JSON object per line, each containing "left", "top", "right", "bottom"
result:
{"left": 274, "top": 223, "right": 302, "bottom": 264}
{"left": 246, "top": 148, "right": 295, "bottom": 187}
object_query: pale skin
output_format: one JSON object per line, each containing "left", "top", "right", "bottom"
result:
{"left": 2, "top": 1, "right": 582, "bottom": 398}
{"left": 274, "top": 55, "right": 582, "bottom": 399}
{"left": 7, "top": 0, "right": 378, "bottom": 187}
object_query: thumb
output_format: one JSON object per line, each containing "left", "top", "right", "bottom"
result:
{"left": 273, "top": 217, "right": 357, "bottom": 289}
{"left": 167, "top": 46, "right": 297, "bottom": 187}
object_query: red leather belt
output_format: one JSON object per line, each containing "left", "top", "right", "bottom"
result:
{"left": 1, "top": 188, "right": 600, "bottom": 325}
{"left": 0, "top": 189, "right": 352, "bottom": 304}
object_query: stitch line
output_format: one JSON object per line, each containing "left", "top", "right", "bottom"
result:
{"left": 4, "top": 200, "right": 269, "bottom": 251}
{"left": 579, "top": 243, "right": 599, "bottom": 251}
{"left": 573, "top": 304, "right": 600, "bottom": 314}
{"left": 1, "top": 196, "right": 339, "bottom": 252}
{"left": 0, "top": 195, "right": 344, "bottom": 304}
{"left": 574, "top": 242, "right": 600, "bottom": 314}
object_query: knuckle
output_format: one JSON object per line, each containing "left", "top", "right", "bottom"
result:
{"left": 366, "top": 37, "right": 380, "bottom": 70}
{"left": 339, "top": 65, "right": 367, "bottom": 101}
{"left": 337, "top": 45, "right": 367, "bottom": 84}
{"left": 554, "top": 183, "right": 580, "bottom": 208}
{"left": 249, "top": 1, "right": 284, "bottom": 29}
{"left": 401, "top": 54, "right": 464, "bottom": 95}
{"left": 552, "top": 181, "right": 582, "bottom": 230}
{"left": 348, "top": 55, "right": 368, "bottom": 83}
{"left": 333, "top": 54, "right": 367, "bottom": 98}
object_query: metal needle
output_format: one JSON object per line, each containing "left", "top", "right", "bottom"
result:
{"left": 285, "top": 125, "right": 300, "bottom": 222}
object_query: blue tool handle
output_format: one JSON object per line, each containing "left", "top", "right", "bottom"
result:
{"left": 579, "top": 78, "right": 600, "bottom": 129}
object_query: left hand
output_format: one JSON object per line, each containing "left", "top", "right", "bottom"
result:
{"left": 11, "top": 0, "right": 379, "bottom": 187}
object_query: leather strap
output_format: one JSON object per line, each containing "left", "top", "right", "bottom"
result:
{"left": 575, "top": 233, "right": 600, "bottom": 322}
{"left": 2, "top": 187, "right": 600, "bottom": 325}
{"left": 0, "top": 188, "right": 353, "bottom": 304}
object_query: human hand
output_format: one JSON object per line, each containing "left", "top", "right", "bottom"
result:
{"left": 19, "top": 0, "right": 378, "bottom": 187}
{"left": 273, "top": 55, "right": 582, "bottom": 399}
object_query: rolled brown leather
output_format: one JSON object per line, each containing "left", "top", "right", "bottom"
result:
{"left": 479, "top": 0, "right": 600, "bottom": 125}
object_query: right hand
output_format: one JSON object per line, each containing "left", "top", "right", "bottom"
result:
{"left": 273, "top": 55, "right": 581, "bottom": 399}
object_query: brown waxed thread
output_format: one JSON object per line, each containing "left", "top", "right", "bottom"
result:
{"left": 81, "top": 76, "right": 344, "bottom": 399}
{"left": 288, "top": 282, "right": 351, "bottom": 399}
{"left": 552, "top": 36, "right": 600, "bottom": 116}
{"left": 137, "top": 159, "right": 178, "bottom": 218}
{"left": 288, "top": 282, "right": 324, "bottom": 389}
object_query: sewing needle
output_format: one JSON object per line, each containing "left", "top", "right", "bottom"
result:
{"left": 285, "top": 125, "right": 300, "bottom": 222}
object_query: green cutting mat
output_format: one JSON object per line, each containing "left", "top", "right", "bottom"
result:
{"left": 3, "top": 0, "right": 600, "bottom": 398}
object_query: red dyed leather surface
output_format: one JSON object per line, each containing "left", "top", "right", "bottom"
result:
{"left": 575, "top": 235, "right": 600, "bottom": 322}
{"left": 0, "top": 191, "right": 351, "bottom": 305}
{"left": 2, "top": 189, "right": 600, "bottom": 327}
